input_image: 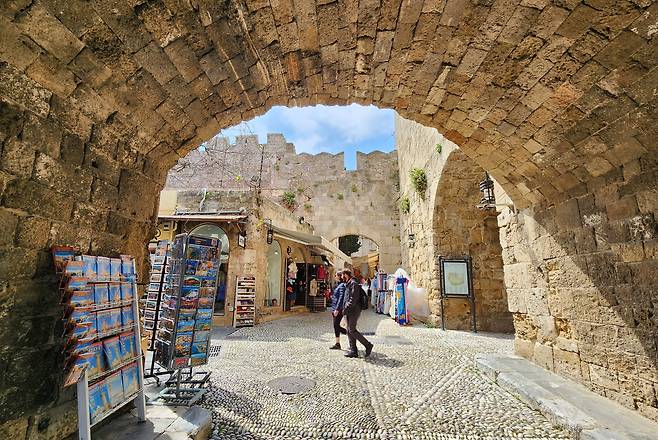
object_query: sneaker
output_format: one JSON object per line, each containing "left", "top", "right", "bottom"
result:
{"left": 329, "top": 343, "right": 341, "bottom": 350}
{"left": 364, "top": 343, "right": 373, "bottom": 358}
{"left": 344, "top": 351, "right": 359, "bottom": 358}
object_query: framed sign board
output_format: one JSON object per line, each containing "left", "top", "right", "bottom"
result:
{"left": 238, "top": 233, "right": 246, "bottom": 248}
{"left": 438, "top": 257, "right": 476, "bottom": 332}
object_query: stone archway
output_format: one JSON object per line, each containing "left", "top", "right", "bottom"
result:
{"left": 431, "top": 148, "right": 513, "bottom": 332}
{"left": 1, "top": 0, "right": 657, "bottom": 432}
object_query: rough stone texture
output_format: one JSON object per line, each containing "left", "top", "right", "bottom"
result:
{"left": 0, "top": 0, "right": 656, "bottom": 432}
{"left": 165, "top": 134, "right": 402, "bottom": 271}
{"left": 203, "top": 311, "right": 568, "bottom": 439}
{"left": 396, "top": 116, "right": 513, "bottom": 333}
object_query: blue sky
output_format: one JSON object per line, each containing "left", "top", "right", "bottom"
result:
{"left": 216, "top": 104, "right": 396, "bottom": 169}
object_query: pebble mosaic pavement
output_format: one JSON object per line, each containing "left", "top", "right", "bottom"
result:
{"left": 202, "top": 311, "right": 570, "bottom": 440}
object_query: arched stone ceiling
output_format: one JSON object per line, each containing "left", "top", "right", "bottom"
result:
{"left": 1, "top": 0, "right": 656, "bottom": 208}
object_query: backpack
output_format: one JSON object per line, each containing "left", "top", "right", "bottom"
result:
{"left": 358, "top": 284, "right": 369, "bottom": 310}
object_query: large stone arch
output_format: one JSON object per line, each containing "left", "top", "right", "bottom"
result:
{"left": 0, "top": 0, "right": 657, "bottom": 433}
{"left": 431, "top": 148, "right": 513, "bottom": 332}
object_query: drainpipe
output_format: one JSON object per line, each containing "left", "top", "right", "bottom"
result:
{"left": 199, "top": 188, "right": 207, "bottom": 211}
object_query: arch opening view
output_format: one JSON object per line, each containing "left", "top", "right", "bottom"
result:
{"left": 0, "top": 1, "right": 657, "bottom": 437}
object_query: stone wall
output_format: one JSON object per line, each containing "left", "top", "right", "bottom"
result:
{"left": 165, "top": 134, "right": 402, "bottom": 271}
{"left": 0, "top": 100, "right": 163, "bottom": 437}
{"left": 396, "top": 115, "right": 513, "bottom": 332}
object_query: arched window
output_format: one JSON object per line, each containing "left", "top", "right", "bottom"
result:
{"left": 190, "top": 224, "right": 230, "bottom": 315}
{"left": 266, "top": 240, "right": 282, "bottom": 307}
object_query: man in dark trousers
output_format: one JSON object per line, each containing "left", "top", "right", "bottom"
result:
{"left": 341, "top": 269, "right": 374, "bottom": 358}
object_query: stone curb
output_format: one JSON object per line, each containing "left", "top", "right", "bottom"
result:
{"left": 475, "top": 354, "right": 658, "bottom": 440}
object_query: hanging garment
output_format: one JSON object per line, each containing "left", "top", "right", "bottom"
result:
{"left": 309, "top": 279, "right": 318, "bottom": 296}
{"left": 370, "top": 277, "right": 378, "bottom": 306}
{"left": 395, "top": 276, "right": 409, "bottom": 325}
{"left": 383, "top": 291, "right": 391, "bottom": 315}
{"left": 316, "top": 265, "right": 327, "bottom": 280}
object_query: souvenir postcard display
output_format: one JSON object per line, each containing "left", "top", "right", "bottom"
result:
{"left": 143, "top": 240, "right": 171, "bottom": 349}
{"left": 154, "top": 234, "right": 219, "bottom": 369}
{"left": 52, "top": 246, "right": 145, "bottom": 437}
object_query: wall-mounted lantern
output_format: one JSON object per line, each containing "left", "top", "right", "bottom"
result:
{"left": 265, "top": 219, "right": 273, "bottom": 244}
{"left": 408, "top": 223, "right": 416, "bottom": 248}
{"left": 477, "top": 172, "right": 496, "bottom": 210}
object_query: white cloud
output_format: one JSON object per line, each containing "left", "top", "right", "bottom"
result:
{"left": 214, "top": 104, "right": 395, "bottom": 157}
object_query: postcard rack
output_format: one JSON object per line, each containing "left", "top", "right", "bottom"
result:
{"left": 143, "top": 241, "right": 174, "bottom": 385}
{"left": 76, "top": 260, "right": 146, "bottom": 439}
{"left": 234, "top": 275, "right": 256, "bottom": 327}
{"left": 152, "top": 233, "right": 219, "bottom": 406}
{"left": 51, "top": 247, "right": 146, "bottom": 440}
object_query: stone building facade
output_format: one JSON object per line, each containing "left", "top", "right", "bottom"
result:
{"left": 165, "top": 133, "right": 402, "bottom": 271}
{"left": 396, "top": 115, "right": 513, "bottom": 333}
{"left": 1, "top": 0, "right": 657, "bottom": 435}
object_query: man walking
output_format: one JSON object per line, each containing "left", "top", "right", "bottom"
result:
{"left": 341, "top": 269, "right": 374, "bottom": 358}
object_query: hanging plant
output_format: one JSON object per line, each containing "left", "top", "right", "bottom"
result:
{"left": 400, "top": 196, "right": 410, "bottom": 214}
{"left": 410, "top": 168, "right": 427, "bottom": 195}
{"left": 435, "top": 143, "right": 442, "bottom": 154}
{"left": 282, "top": 191, "right": 296, "bottom": 210}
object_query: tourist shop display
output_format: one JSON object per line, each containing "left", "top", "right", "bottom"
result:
{"left": 154, "top": 234, "right": 220, "bottom": 369}
{"left": 53, "top": 247, "right": 146, "bottom": 440}
{"left": 234, "top": 275, "right": 256, "bottom": 327}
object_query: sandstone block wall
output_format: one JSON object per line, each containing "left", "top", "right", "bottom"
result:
{"left": 165, "top": 134, "right": 402, "bottom": 271}
{"left": 396, "top": 115, "right": 513, "bottom": 333}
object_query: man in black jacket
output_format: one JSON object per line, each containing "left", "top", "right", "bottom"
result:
{"left": 341, "top": 269, "right": 374, "bottom": 358}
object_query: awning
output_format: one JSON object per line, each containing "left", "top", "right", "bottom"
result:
{"left": 272, "top": 226, "right": 352, "bottom": 265}
{"left": 159, "top": 213, "right": 248, "bottom": 222}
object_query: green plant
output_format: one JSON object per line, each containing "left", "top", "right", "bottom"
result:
{"left": 351, "top": 184, "right": 358, "bottom": 193}
{"left": 304, "top": 203, "right": 312, "bottom": 211}
{"left": 400, "top": 196, "right": 410, "bottom": 214}
{"left": 337, "top": 193, "right": 344, "bottom": 200}
{"left": 282, "top": 191, "right": 296, "bottom": 209}
{"left": 410, "top": 168, "right": 427, "bottom": 195}
{"left": 274, "top": 164, "right": 280, "bottom": 171}
{"left": 435, "top": 143, "right": 442, "bottom": 154}
{"left": 297, "top": 186, "right": 305, "bottom": 194}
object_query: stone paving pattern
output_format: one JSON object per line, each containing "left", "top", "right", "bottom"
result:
{"left": 202, "top": 312, "right": 569, "bottom": 439}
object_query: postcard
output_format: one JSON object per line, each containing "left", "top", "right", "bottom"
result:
{"left": 196, "top": 309, "right": 212, "bottom": 320}
{"left": 120, "top": 283, "right": 133, "bottom": 301}
{"left": 144, "top": 319, "right": 154, "bottom": 330}
{"left": 191, "top": 340, "right": 207, "bottom": 355}
{"left": 103, "top": 336, "right": 122, "bottom": 370}
{"left": 121, "top": 306, "right": 134, "bottom": 328}
{"left": 72, "top": 321, "right": 93, "bottom": 339}
{"left": 178, "top": 309, "right": 196, "bottom": 320}
{"left": 70, "top": 306, "right": 93, "bottom": 324}
{"left": 52, "top": 246, "right": 77, "bottom": 273}
{"left": 106, "top": 371, "right": 124, "bottom": 407}
{"left": 194, "top": 318, "right": 211, "bottom": 332}
{"left": 66, "top": 277, "right": 89, "bottom": 292}
{"left": 110, "top": 258, "right": 122, "bottom": 281}
{"left": 190, "top": 353, "right": 206, "bottom": 366}
{"left": 96, "top": 310, "right": 113, "bottom": 334}
{"left": 96, "top": 257, "right": 111, "bottom": 281}
{"left": 93, "top": 284, "right": 109, "bottom": 305}
{"left": 177, "top": 320, "right": 194, "bottom": 333}
{"left": 106, "top": 283, "right": 120, "bottom": 302}
{"left": 197, "top": 298, "right": 213, "bottom": 309}
{"left": 193, "top": 331, "right": 209, "bottom": 342}
{"left": 89, "top": 381, "right": 110, "bottom": 422}
{"left": 121, "top": 362, "right": 139, "bottom": 396}
{"left": 185, "top": 260, "right": 199, "bottom": 275}
{"left": 64, "top": 260, "right": 85, "bottom": 277}
{"left": 183, "top": 276, "right": 201, "bottom": 287}
{"left": 146, "top": 292, "right": 159, "bottom": 301}
{"left": 199, "top": 287, "right": 215, "bottom": 298}
{"left": 109, "top": 308, "right": 121, "bottom": 331}
{"left": 82, "top": 255, "right": 97, "bottom": 280}
{"left": 70, "top": 288, "right": 94, "bottom": 306}
{"left": 119, "top": 332, "right": 136, "bottom": 361}
{"left": 173, "top": 357, "right": 189, "bottom": 368}
{"left": 144, "top": 309, "right": 156, "bottom": 321}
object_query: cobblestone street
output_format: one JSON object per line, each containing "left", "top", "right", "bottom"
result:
{"left": 202, "top": 312, "right": 569, "bottom": 440}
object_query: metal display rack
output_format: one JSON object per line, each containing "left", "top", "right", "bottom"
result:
{"left": 234, "top": 275, "right": 256, "bottom": 327}
{"left": 151, "top": 234, "right": 219, "bottom": 406}
{"left": 143, "top": 241, "right": 174, "bottom": 385}
{"left": 76, "top": 258, "right": 147, "bottom": 440}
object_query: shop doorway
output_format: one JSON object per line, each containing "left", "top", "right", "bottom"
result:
{"left": 265, "top": 241, "right": 283, "bottom": 308}
{"left": 190, "top": 224, "right": 230, "bottom": 316}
